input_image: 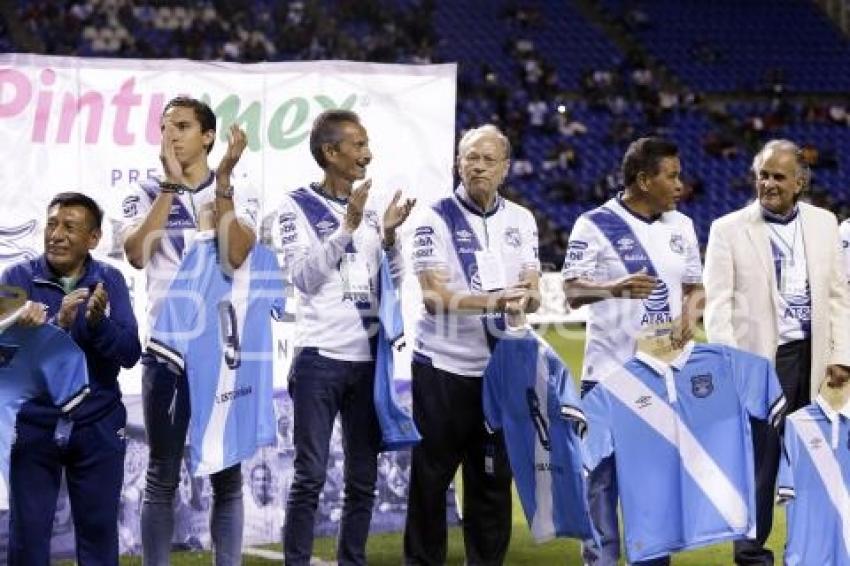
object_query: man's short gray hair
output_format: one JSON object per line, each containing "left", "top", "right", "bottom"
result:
{"left": 752, "top": 139, "right": 809, "bottom": 186}
{"left": 457, "top": 124, "right": 511, "bottom": 159}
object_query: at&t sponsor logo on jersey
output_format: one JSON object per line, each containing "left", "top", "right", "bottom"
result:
{"left": 641, "top": 280, "right": 672, "bottom": 325}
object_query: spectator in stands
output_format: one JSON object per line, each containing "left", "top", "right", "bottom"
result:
{"left": 405, "top": 124, "right": 540, "bottom": 566}
{"left": 704, "top": 139, "right": 850, "bottom": 566}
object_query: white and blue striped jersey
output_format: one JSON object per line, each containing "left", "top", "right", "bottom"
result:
{"left": 120, "top": 173, "right": 259, "bottom": 331}
{"left": 148, "top": 234, "right": 283, "bottom": 476}
{"left": 0, "top": 323, "right": 89, "bottom": 508}
{"left": 483, "top": 328, "right": 593, "bottom": 543}
{"left": 562, "top": 195, "right": 702, "bottom": 383}
{"left": 777, "top": 397, "right": 850, "bottom": 566}
{"left": 272, "top": 184, "right": 403, "bottom": 362}
{"left": 411, "top": 185, "right": 540, "bottom": 376}
{"left": 765, "top": 210, "right": 811, "bottom": 344}
{"left": 582, "top": 343, "right": 786, "bottom": 563}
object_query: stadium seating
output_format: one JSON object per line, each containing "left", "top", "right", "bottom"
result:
{"left": 8, "top": 0, "right": 850, "bottom": 247}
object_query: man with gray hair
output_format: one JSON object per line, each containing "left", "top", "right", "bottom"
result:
{"left": 404, "top": 124, "right": 540, "bottom": 565}
{"left": 274, "top": 109, "right": 414, "bottom": 565}
{"left": 704, "top": 138, "right": 850, "bottom": 564}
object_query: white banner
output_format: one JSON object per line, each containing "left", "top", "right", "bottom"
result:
{"left": 0, "top": 54, "right": 457, "bottom": 394}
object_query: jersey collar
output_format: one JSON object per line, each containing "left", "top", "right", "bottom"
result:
{"left": 815, "top": 394, "right": 850, "bottom": 449}
{"left": 455, "top": 184, "right": 502, "bottom": 218}
{"left": 815, "top": 393, "right": 850, "bottom": 421}
{"left": 761, "top": 204, "right": 799, "bottom": 225}
{"left": 634, "top": 340, "right": 696, "bottom": 376}
{"left": 34, "top": 254, "right": 100, "bottom": 291}
{"left": 616, "top": 192, "right": 662, "bottom": 224}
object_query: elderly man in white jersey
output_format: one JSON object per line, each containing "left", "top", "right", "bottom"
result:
{"left": 704, "top": 139, "right": 850, "bottom": 565}
{"left": 274, "top": 109, "right": 414, "bottom": 566}
{"left": 121, "top": 96, "right": 259, "bottom": 565}
{"left": 404, "top": 124, "right": 540, "bottom": 565}
{"left": 562, "top": 137, "right": 703, "bottom": 566}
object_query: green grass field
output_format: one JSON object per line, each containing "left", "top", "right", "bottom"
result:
{"left": 72, "top": 326, "right": 785, "bottom": 565}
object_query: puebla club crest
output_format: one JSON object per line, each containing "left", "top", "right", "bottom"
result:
{"left": 691, "top": 374, "right": 714, "bottom": 398}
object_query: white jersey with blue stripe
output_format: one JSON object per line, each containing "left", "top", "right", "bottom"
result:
{"left": 148, "top": 234, "right": 283, "bottom": 476}
{"left": 562, "top": 196, "right": 702, "bottom": 382}
{"left": 411, "top": 185, "right": 540, "bottom": 376}
{"left": 0, "top": 323, "right": 89, "bottom": 508}
{"left": 272, "top": 185, "right": 403, "bottom": 362}
{"left": 765, "top": 210, "right": 812, "bottom": 344}
{"left": 483, "top": 328, "right": 593, "bottom": 543}
{"left": 778, "top": 398, "right": 850, "bottom": 566}
{"left": 119, "top": 174, "right": 260, "bottom": 331}
{"left": 582, "top": 343, "right": 786, "bottom": 563}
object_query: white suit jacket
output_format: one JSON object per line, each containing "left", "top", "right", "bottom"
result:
{"left": 704, "top": 200, "right": 850, "bottom": 399}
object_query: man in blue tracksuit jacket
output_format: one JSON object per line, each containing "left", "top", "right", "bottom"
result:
{"left": 0, "top": 192, "right": 141, "bottom": 565}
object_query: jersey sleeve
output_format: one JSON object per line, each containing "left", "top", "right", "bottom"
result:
{"left": 839, "top": 220, "right": 850, "bottom": 283}
{"left": 520, "top": 208, "right": 541, "bottom": 273}
{"left": 776, "top": 421, "right": 796, "bottom": 504}
{"left": 410, "top": 207, "right": 451, "bottom": 274}
{"left": 118, "top": 183, "right": 154, "bottom": 234}
{"left": 728, "top": 346, "right": 786, "bottom": 429}
{"left": 232, "top": 176, "right": 260, "bottom": 233}
{"left": 580, "top": 384, "right": 613, "bottom": 472}
{"left": 561, "top": 215, "right": 604, "bottom": 281}
{"left": 549, "top": 349, "right": 586, "bottom": 437}
{"left": 682, "top": 217, "right": 703, "bottom": 285}
{"left": 36, "top": 327, "right": 90, "bottom": 415}
{"left": 147, "top": 258, "right": 201, "bottom": 373}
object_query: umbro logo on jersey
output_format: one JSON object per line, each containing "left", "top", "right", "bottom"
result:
{"left": 0, "top": 345, "right": 19, "bottom": 368}
{"left": 635, "top": 395, "right": 653, "bottom": 409}
{"left": 617, "top": 237, "right": 635, "bottom": 252}
{"left": 691, "top": 374, "right": 714, "bottom": 398}
{"left": 670, "top": 234, "right": 685, "bottom": 254}
{"left": 456, "top": 229, "right": 473, "bottom": 242}
{"left": 316, "top": 220, "right": 336, "bottom": 235}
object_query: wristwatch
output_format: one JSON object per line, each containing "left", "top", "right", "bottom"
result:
{"left": 159, "top": 181, "right": 188, "bottom": 194}
{"left": 215, "top": 185, "right": 235, "bottom": 199}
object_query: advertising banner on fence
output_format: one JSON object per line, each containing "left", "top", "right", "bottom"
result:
{"left": 0, "top": 54, "right": 457, "bottom": 556}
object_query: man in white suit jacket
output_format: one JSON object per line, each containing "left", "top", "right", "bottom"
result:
{"left": 704, "top": 139, "right": 850, "bottom": 565}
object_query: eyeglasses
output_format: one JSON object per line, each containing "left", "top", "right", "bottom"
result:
{"left": 462, "top": 154, "right": 505, "bottom": 167}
